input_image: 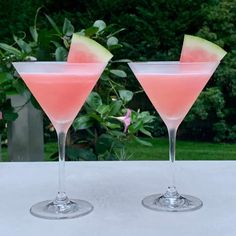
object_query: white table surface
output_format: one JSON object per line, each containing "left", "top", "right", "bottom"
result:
{"left": 0, "top": 161, "right": 235, "bottom": 236}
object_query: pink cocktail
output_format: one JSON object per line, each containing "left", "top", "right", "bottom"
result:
{"left": 129, "top": 61, "right": 219, "bottom": 212}
{"left": 13, "top": 62, "right": 107, "bottom": 219}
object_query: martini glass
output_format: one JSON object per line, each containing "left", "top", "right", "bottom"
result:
{"left": 129, "top": 61, "right": 219, "bottom": 212}
{"left": 13, "top": 62, "right": 107, "bottom": 219}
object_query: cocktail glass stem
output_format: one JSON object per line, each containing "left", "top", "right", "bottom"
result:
{"left": 30, "top": 126, "right": 94, "bottom": 219}
{"left": 168, "top": 128, "right": 177, "bottom": 188}
{"left": 142, "top": 125, "right": 203, "bottom": 212}
{"left": 161, "top": 127, "right": 181, "bottom": 204}
{"left": 54, "top": 131, "right": 69, "bottom": 204}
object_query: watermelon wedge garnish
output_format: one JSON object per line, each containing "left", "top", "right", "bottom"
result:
{"left": 67, "top": 34, "right": 113, "bottom": 63}
{"left": 180, "top": 35, "right": 227, "bottom": 62}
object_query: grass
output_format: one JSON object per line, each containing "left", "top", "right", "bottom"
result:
{"left": 1, "top": 138, "right": 236, "bottom": 161}
{"left": 126, "top": 138, "right": 236, "bottom": 160}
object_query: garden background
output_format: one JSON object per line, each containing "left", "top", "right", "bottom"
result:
{"left": 0, "top": 0, "right": 235, "bottom": 161}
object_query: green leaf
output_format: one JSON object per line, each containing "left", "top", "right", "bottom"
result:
{"left": 95, "top": 134, "right": 114, "bottom": 154}
{"left": 73, "top": 115, "right": 94, "bottom": 130}
{"left": 51, "top": 41, "right": 62, "bottom": 48}
{"left": 109, "top": 100, "right": 122, "bottom": 116}
{"left": 128, "top": 119, "right": 143, "bottom": 132}
{"left": 0, "top": 43, "right": 21, "bottom": 56}
{"left": 12, "top": 79, "right": 27, "bottom": 94}
{"left": 135, "top": 137, "right": 152, "bottom": 147}
{"left": 55, "top": 47, "right": 68, "bottom": 61}
{"left": 0, "top": 91, "right": 6, "bottom": 102}
{"left": 105, "top": 122, "right": 121, "bottom": 129}
{"left": 3, "top": 111, "right": 18, "bottom": 122}
{"left": 62, "top": 18, "right": 74, "bottom": 36}
{"left": 37, "top": 29, "right": 56, "bottom": 53}
{"left": 96, "top": 104, "right": 110, "bottom": 115}
{"left": 110, "top": 69, "right": 127, "bottom": 78}
{"left": 107, "top": 44, "right": 123, "bottom": 51}
{"left": 98, "top": 151, "right": 117, "bottom": 161}
{"left": 86, "top": 92, "right": 102, "bottom": 109}
{"left": 93, "top": 20, "right": 106, "bottom": 32}
{"left": 100, "top": 73, "right": 110, "bottom": 81}
{"left": 119, "top": 90, "right": 133, "bottom": 102}
{"left": 89, "top": 113, "right": 103, "bottom": 123}
{"left": 67, "top": 146, "right": 97, "bottom": 161}
{"left": 4, "top": 87, "right": 18, "bottom": 96}
{"left": 107, "top": 28, "right": 126, "bottom": 37}
{"left": 84, "top": 26, "right": 99, "bottom": 37}
{"left": 45, "top": 14, "right": 62, "bottom": 35}
{"left": 107, "top": 36, "right": 118, "bottom": 47}
{"left": 109, "top": 130, "right": 126, "bottom": 137}
{"left": 13, "top": 35, "right": 32, "bottom": 54}
{"left": 139, "top": 128, "right": 152, "bottom": 137}
{"left": 131, "top": 110, "right": 137, "bottom": 120}
{"left": 0, "top": 72, "right": 13, "bottom": 84}
{"left": 138, "top": 111, "right": 155, "bottom": 123}
{"left": 29, "top": 26, "right": 38, "bottom": 42}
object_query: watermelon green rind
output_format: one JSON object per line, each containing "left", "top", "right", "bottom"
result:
{"left": 68, "top": 34, "right": 113, "bottom": 63}
{"left": 180, "top": 34, "right": 227, "bottom": 62}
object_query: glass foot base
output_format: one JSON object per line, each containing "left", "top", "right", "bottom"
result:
{"left": 142, "top": 187, "right": 203, "bottom": 212}
{"left": 30, "top": 199, "right": 93, "bottom": 219}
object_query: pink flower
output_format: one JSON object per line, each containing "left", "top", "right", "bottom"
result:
{"left": 116, "top": 109, "right": 131, "bottom": 133}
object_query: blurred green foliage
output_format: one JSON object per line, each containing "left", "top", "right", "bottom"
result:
{"left": 0, "top": 13, "right": 155, "bottom": 160}
{"left": 0, "top": 0, "right": 235, "bottom": 142}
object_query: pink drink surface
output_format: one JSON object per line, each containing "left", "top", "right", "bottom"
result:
{"left": 136, "top": 73, "right": 212, "bottom": 129}
{"left": 21, "top": 72, "right": 99, "bottom": 132}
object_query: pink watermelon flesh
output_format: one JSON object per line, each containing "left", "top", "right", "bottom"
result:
{"left": 68, "top": 43, "right": 101, "bottom": 62}
{"left": 67, "top": 34, "right": 113, "bottom": 63}
{"left": 180, "top": 47, "right": 219, "bottom": 62}
{"left": 180, "top": 35, "right": 227, "bottom": 62}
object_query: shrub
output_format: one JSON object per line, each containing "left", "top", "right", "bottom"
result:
{"left": 0, "top": 12, "right": 155, "bottom": 160}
